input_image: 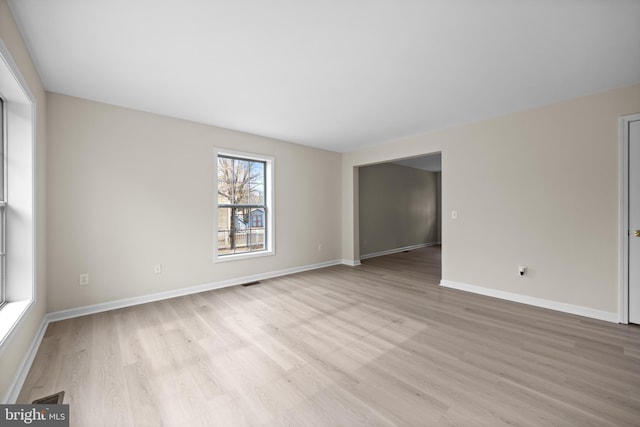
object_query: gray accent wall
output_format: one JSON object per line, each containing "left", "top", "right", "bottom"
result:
{"left": 359, "top": 163, "right": 440, "bottom": 257}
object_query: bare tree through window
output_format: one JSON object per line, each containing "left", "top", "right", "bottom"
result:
{"left": 217, "top": 155, "right": 267, "bottom": 255}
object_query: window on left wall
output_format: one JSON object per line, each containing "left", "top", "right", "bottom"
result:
{"left": 0, "top": 41, "right": 36, "bottom": 350}
{"left": 0, "top": 98, "right": 5, "bottom": 309}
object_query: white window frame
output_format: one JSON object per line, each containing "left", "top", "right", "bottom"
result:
{"left": 214, "top": 148, "right": 274, "bottom": 262}
{"left": 0, "top": 39, "right": 36, "bottom": 354}
{"left": 0, "top": 97, "right": 6, "bottom": 309}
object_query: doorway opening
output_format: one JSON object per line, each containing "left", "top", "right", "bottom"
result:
{"left": 357, "top": 152, "right": 442, "bottom": 281}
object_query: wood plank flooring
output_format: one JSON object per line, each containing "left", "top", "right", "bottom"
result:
{"left": 17, "top": 246, "right": 640, "bottom": 426}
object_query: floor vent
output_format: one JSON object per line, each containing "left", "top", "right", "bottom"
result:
{"left": 241, "top": 281, "right": 261, "bottom": 287}
{"left": 32, "top": 391, "right": 65, "bottom": 404}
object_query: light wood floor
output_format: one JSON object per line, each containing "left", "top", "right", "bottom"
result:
{"left": 18, "top": 247, "right": 640, "bottom": 426}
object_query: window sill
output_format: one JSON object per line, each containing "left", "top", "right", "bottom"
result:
{"left": 215, "top": 249, "right": 274, "bottom": 263}
{"left": 0, "top": 300, "right": 33, "bottom": 355}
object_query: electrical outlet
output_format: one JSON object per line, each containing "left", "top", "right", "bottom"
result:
{"left": 79, "top": 273, "right": 89, "bottom": 286}
{"left": 451, "top": 210, "right": 458, "bottom": 220}
{"left": 154, "top": 264, "right": 162, "bottom": 275}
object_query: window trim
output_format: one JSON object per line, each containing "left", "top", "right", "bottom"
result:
{"left": 0, "top": 38, "right": 37, "bottom": 356}
{"left": 214, "top": 148, "right": 274, "bottom": 262}
{"left": 0, "top": 97, "right": 6, "bottom": 309}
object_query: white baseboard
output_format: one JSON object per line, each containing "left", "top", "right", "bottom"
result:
{"left": 47, "top": 259, "right": 342, "bottom": 323}
{"left": 341, "top": 259, "right": 361, "bottom": 267}
{"left": 4, "top": 259, "right": 342, "bottom": 402}
{"left": 359, "top": 242, "right": 440, "bottom": 261}
{"left": 9, "top": 263, "right": 618, "bottom": 403}
{"left": 2, "top": 314, "right": 48, "bottom": 404}
{"left": 440, "top": 279, "right": 618, "bottom": 323}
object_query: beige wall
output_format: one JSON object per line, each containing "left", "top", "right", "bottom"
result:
{"left": 359, "top": 163, "right": 439, "bottom": 256}
{"left": 46, "top": 93, "right": 341, "bottom": 312}
{"left": 1, "top": 0, "right": 638, "bottom": 399}
{"left": 0, "top": 0, "right": 47, "bottom": 401}
{"left": 343, "top": 84, "right": 640, "bottom": 314}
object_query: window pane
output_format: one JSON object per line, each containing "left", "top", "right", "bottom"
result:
{"left": 0, "top": 206, "right": 4, "bottom": 306}
{"left": 232, "top": 206, "right": 249, "bottom": 254}
{"left": 0, "top": 207, "right": 3, "bottom": 249}
{"left": 235, "top": 206, "right": 249, "bottom": 230}
{"left": 218, "top": 206, "right": 267, "bottom": 255}
{"left": 233, "top": 159, "right": 251, "bottom": 204}
{"left": 248, "top": 208, "right": 266, "bottom": 251}
{"left": 248, "top": 161, "right": 265, "bottom": 205}
{"left": 217, "top": 207, "right": 232, "bottom": 254}
{"left": 0, "top": 99, "right": 4, "bottom": 305}
{"left": 217, "top": 158, "right": 233, "bottom": 204}
{"left": 0, "top": 99, "right": 3, "bottom": 202}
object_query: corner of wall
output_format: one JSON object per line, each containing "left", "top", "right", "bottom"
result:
{"left": 0, "top": 0, "right": 48, "bottom": 403}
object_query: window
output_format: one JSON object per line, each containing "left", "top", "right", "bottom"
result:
{"left": 0, "top": 98, "right": 4, "bottom": 308}
{"left": 0, "top": 42, "right": 36, "bottom": 351}
{"left": 215, "top": 150, "right": 273, "bottom": 260}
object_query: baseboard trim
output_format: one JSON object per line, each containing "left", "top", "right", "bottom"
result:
{"left": 48, "top": 259, "right": 342, "bottom": 323}
{"left": 11, "top": 264, "right": 617, "bottom": 403}
{"left": 359, "top": 242, "right": 440, "bottom": 261}
{"left": 440, "top": 279, "right": 618, "bottom": 323}
{"left": 4, "top": 259, "right": 342, "bottom": 402}
{"left": 2, "top": 314, "right": 48, "bottom": 403}
{"left": 341, "top": 259, "right": 361, "bottom": 267}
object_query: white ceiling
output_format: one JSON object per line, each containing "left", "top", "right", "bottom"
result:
{"left": 8, "top": 0, "right": 640, "bottom": 153}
